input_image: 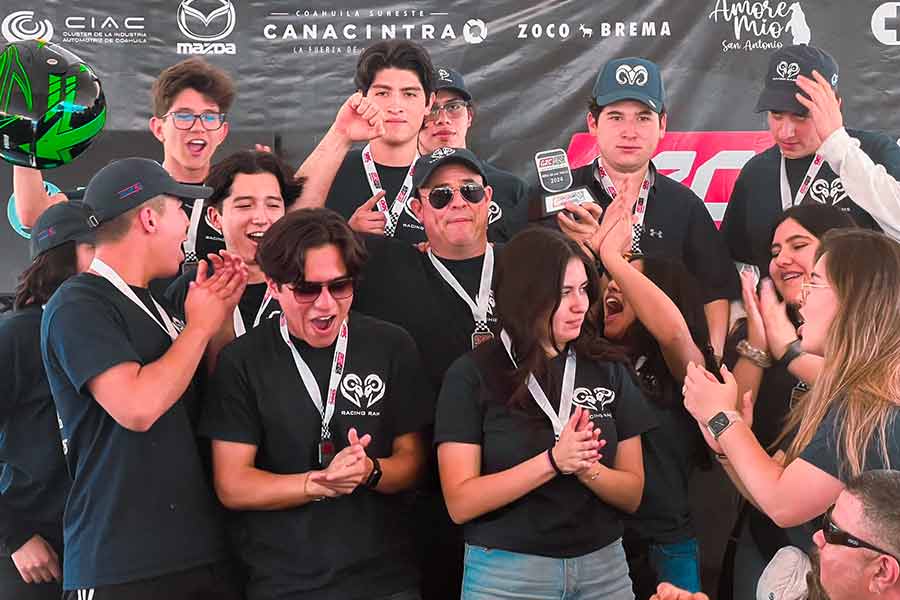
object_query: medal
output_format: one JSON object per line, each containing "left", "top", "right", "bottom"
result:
{"left": 317, "top": 438, "right": 336, "bottom": 469}
{"left": 471, "top": 325, "right": 494, "bottom": 349}
{"left": 428, "top": 244, "right": 495, "bottom": 350}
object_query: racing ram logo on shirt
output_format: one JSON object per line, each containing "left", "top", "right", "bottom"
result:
{"left": 340, "top": 373, "right": 385, "bottom": 410}
{"left": 809, "top": 177, "right": 848, "bottom": 206}
{"left": 572, "top": 386, "right": 616, "bottom": 418}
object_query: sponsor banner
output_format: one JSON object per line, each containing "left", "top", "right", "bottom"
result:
{"left": 1, "top": 9, "right": 147, "bottom": 45}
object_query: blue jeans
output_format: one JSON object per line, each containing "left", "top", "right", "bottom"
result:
{"left": 648, "top": 538, "right": 701, "bottom": 593}
{"left": 462, "top": 539, "right": 634, "bottom": 600}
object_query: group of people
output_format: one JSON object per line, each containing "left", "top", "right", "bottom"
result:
{"left": 1, "top": 35, "right": 900, "bottom": 600}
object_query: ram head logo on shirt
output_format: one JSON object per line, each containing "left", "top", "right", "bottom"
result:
{"left": 572, "top": 386, "right": 616, "bottom": 415}
{"left": 340, "top": 373, "right": 386, "bottom": 408}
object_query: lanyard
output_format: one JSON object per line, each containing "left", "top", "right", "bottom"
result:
{"left": 233, "top": 291, "right": 274, "bottom": 338}
{"left": 279, "top": 314, "right": 349, "bottom": 440}
{"left": 780, "top": 154, "right": 826, "bottom": 211}
{"left": 361, "top": 143, "right": 418, "bottom": 237}
{"left": 427, "top": 244, "right": 494, "bottom": 325}
{"left": 183, "top": 198, "right": 205, "bottom": 266}
{"left": 499, "top": 330, "right": 577, "bottom": 440}
{"left": 89, "top": 258, "right": 179, "bottom": 340}
{"left": 596, "top": 158, "right": 653, "bottom": 254}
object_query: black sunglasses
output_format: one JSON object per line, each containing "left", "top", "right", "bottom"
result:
{"left": 822, "top": 506, "right": 899, "bottom": 562}
{"left": 425, "top": 183, "right": 485, "bottom": 209}
{"left": 289, "top": 277, "right": 354, "bottom": 303}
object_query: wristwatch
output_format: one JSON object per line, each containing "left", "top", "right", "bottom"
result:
{"left": 776, "top": 338, "right": 806, "bottom": 369}
{"left": 363, "top": 457, "right": 382, "bottom": 489}
{"left": 707, "top": 410, "right": 742, "bottom": 440}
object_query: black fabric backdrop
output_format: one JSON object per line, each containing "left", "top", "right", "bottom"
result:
{"left": 2, "top": 0, "right": 899, "bottom": 293}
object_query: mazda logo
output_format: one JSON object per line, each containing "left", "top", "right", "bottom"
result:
{"left": 177, "top": 0, "right": 235, "bottom": 42}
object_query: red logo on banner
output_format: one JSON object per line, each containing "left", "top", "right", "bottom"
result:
{"left": 566, "top": 131, "right": 774, "bottom": 223}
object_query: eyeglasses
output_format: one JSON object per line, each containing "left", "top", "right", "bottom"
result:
{"left": 427, "top": 99, "right": 470, "bottom": 121}
{"left": 424, "top": 183, "right": 485, "bottom": 209}
{"left": 289, "top": 277, "right": 354, "bottom": 304}
{"left": 800, "top": 281, "right": 830, "bottom": 303}
{"left": 162, "top": 111, "right": 227, "bottom": 131}
{"left": 821, "top": 506, "right": 899, "bottom": 562}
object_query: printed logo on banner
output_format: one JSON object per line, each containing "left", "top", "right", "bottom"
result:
{"left": 872, "top": 3, "right": 900, "bottom": 45}
{"left": 62, "top": 14, "right": 147, "bottom": 45}
{"left": 340, "top": 373, "right": 385, "bottom": 414}
{"left": 463, "top": 19, "right": 487, "bottom": 44}
{"left": 615, "top": 64, "right": 650, "bottom": 86}
{"left": 708, "top": 0, "right": 813, "bottom": 52}
{"left": 1, "top": 10, "right": 54, "bottom": 42}
{"left": 176, "top": 0, "right": 237, "bottom": 55}
{"left": 516, "top": 20, "right": 670, "bottom": 40}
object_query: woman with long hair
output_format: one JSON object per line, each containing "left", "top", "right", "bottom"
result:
{"left": 0, "top": 202, "right": 94, "bottom": 600}
{"left": 684, "top": 228, "right": 900, "bottom": 591}
{"left": 434, "top": 226, "right": 655, "bottom": 599}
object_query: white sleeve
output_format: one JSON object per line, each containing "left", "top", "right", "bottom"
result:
{"left": 819, "top": 128, "right": 900, "bottom": 240}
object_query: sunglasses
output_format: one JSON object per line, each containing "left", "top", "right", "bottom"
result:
{"left": 289, "top": 277, "right": 354, "bottom": 304}
{"left": 822, "top": 506, "right": 899, "bottom": 562}
{"left": 425, "top": 183, "right": 485, "bottom": 209}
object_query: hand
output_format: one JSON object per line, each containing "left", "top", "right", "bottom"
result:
{"left": 795, "top": 70, "right": 843, "bottom": 143}
{"left": 348, "top": 191, "right": 388, "bottom": 235}
{"left": 185, "top": 252, "right": 248, "bottom": 336}
{"left": 651, "top": 582, "right": 710, "bottom": 600}
{"left": 330, "top": 92, "right": 386, "bottom": 143}
{"left": 414, "top": 241, "right": 431, "bottom": 254}
{"left": 596, "top": 195, "right": 632, "bottom": 257}
{"left": 207, "top": 251, "right": 248, "bottom": 312}
{"left": 683, "top": 362, "right": 739, "bottom": 425}
{"left": 254, "top": 143, "right": 272, "bottom": 153}
{"left": 740, "top": 270, "right": 767, "bottom": 349}
{"left": 598, "top": 198, "right": 634, "bottom": 262}
{"left": 551, "top": 407, "right": 602, "bottom": 474}
{"left": 308, "top": 428, "right": 373, "bottom": 495}
{"left": 557, "top": 201, "right": 602, "bottom": 257}
{"left": 758, "top": 278, "right": 798, "bottom": 361}
{"left": 11, "top": 535, "right": 60, "bottom": 584}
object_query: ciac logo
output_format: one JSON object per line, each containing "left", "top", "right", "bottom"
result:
{"left": 176, "top": 0, "right": 236, "bottom": 55}
{"left": 2, "top": 10, "right": 54, "bottom": 42}
{"left": 615, "top": 64, "right": 649, "bottom": 86}
{"left": 463, "top": 18, "right": 487, "bottom": 44}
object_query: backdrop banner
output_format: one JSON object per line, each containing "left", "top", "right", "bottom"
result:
{"left": 1, "top": 0, "right": 898, "bottom": 292}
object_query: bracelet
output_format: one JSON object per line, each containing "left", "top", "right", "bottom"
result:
{"left": 547, "top": 448, "right": 565, "bottom": 476}
{"left": 589, "top": 469, "right": 602, "bottom": 481}
{"left": 776, "top": 338, "right": 806, "bottom": 369}
{"left": 736, "top": 339, "right": 773, "bottom": 368}
{"left": 304, "top": 473, "right": 324, "bottom": 502}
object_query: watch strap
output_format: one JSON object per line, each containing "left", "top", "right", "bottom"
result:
{"left": 776, "top": 338, "right": 806, "bottom": 368}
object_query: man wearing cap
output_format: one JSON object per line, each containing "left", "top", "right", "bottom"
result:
{"left": 40, "top": 158, "right": 246, "bottom": 599}
{"left": 559, "top": 57, "right": 738, "bottom": 359}
{"left": 418, "top": 66, "right": 529, "bottom": 241}
{"left": 721, "top": 44, "right": 900, "bottom": 274}
{"left": 0, "top": 203, "right": 94, "bottom": 600}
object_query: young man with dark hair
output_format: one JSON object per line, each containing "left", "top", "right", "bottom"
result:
{"left": 557, "top": 57, "right": 739, "bottom": 360}
{"left": 14, "top": 57, "right": 235, "bottom": 264}
{"left": 199, "top": 208, "right": 432, "bottom": 600}
{"left": 294, "top": 40, "right": 437, "bottom": 243}
{"left": 720, "top": 44, "right": 900, "bottom": 274}
{"left": 41, "top": 158, "right": 247, "bottom": 599}
{"left": 418, "top": 66, "right": 529, "bottom": 241}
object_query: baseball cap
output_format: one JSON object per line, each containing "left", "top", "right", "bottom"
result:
{"left": 755, "top": 45, "right": 839, "bottom": 115}
{"left": 592, "top": 57, "right": 665, "bottom": 114}
{"left": 412, "top": 147, "right": 489, "bottom": 192}
{"left": 756, "top": 546, "right": 811, "bottom": 600}
{"left": 83, "top": 157, "right": 211, "bottom": 227}
{"left": 30, "top": 201, "right": 96, "bottom": 259}
{"left": 433, "top": 67, "right": 472, "bottom": 101}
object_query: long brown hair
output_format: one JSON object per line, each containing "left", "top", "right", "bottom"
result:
{"left": 778, "top": 229, "right": 900, "bottom": 478}
{"left": 494, "top": 227, "right": 628, "bottom": 408}
{"left": 14, "top": 241, "right": 78, "bottom": 309}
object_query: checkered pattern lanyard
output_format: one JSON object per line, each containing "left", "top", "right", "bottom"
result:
{"left": 361, "top": 144, "right": 417, "bottom": 237}
{"left": 596, "top": 159, "right": 653, "bottom": 254}
{"left": 780, "top": 153, "right": 825, "bottom": 211}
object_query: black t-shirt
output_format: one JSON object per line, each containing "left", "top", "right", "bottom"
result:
{"left": 41, "top": 274, "right": 227, "bottom": 590}
{"left": 549, "top": 162, "right": 740, "bottom": 303}
{"left": 0, "top": 305, "right": 69, "bottom": 557}
{"left": 625, "top": 355, "right": 705, "bottom": 544}
{"left": 182, "top": 198, "right": 226, "bottom": 261}
{"left": 482, "top": 161, "right": 530, "bottom": 242}
{"left": 198, "top": 312, "right": 433, "bottom": 600}
{"left": 720, "top": 128, "right": 899, "bottom": 273}
{"left": 165, "top": 270, "right": 282, "bottom": 333}
{"left": 433, "top": 341, "right": 655, "bottom": 558}
{"left": 326, "top": 148, "right": 518, "bottom": 244}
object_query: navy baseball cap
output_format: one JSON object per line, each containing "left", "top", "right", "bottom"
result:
{"left": 412, "top": 147, "right": 488, "bottom": 192}
{"left": 755, "top": 45, "right": 839, "bottom": 115}
{"left": 433, "top": 67, "right": 472, "bottom": 101}
{"left": 83, "top": 157, "right": 211, "bottom": 226}
{"left": 31, "top": 201, "right": 95, "bottom": 259}
{"left": 592, "top": 57, "right": 665, "bottom": 114}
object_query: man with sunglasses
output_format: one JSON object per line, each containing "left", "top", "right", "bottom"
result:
{"left": 418, "top": 67, "right": 529, "bottom": 242}
{"left": 199, "top": 208, "right": 432, "bottom": 600}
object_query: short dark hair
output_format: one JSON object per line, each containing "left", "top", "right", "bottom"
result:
{"left": 14, "top": 241, "right": 78, "bottom": 309}
{"left": 94, "top": 196, "right": 168, "bottom": 245}
{"left": 151, "top": 58, "right": 236, "bottom": 117}
{"left": 770, "top": 204, "right": 857, "bottom": 244}
{"left": 588, "top": 99, "right": 665, "bottom": 122}
{"left": 846, "top": 470, "right": 900, "bottom": 557}
{"left": 256, "top": 209, "right": 368, "bottom": 287}
{"left": 354, "top": 41, "right": 434, "bottom": 97}
{"left": 206, "top": 150, "right": 304, "bottom": 211}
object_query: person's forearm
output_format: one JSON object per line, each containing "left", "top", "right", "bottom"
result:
{"left": 786, "top": 353, "right": 823, "bottom": 386}
{"left": 442, "top": 451, "right": 556, "bottom": 524}
{"left": 215, "top": 467, "right": 317, "bottom": 510}
{"left": 576, "top": 463, "right": 643, "bottom": 513}
{"left": 293, "top": 128, "right": 352, "bottom": 210}
{"left": 704, "top": 299, "right": 729, "bottom": 360}
{"left": 732, "top": 357, "right": 763, "bottom": 408}
{"left": 13, "top": 166, "right": 64, "bottom": 227}
{"left": 204, "top": 320, "right": 236, "bottom": 376}
{"left": 0, "top": 500, "right": 36, "bottom": 556}
{"left": 370, "top": 447, "right": 426, "bottom": 494}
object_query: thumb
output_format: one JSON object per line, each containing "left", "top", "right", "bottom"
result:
{"left": 741, "top": 390, "right": 754, "bottom": 415}
{"left": 348, "top": 427, "right": 359, "bottom": 445}
{"left": 720, "top": 363, "right": 735, "bottom": 385}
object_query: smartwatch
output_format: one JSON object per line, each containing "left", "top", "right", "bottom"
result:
{"left": 707, "top": 411, "right": 742, "bottom": 440}
{"left": 776, "top": 338, "right": 806, "bottom": 369}
{"left": 364, "top": 457, "right": 382, "bottom": 489}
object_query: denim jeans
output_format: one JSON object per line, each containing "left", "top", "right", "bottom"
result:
{"left": 461, "top": 539, "right": 635, "bottom": 599}
{"left": 648, "top": 538, "right": 701, "bottom": 593}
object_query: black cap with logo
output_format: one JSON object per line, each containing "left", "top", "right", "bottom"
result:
{"left": 592, "top": 57, "right": 665, "bottom": 114}
{"left": 432, "top": 67, "right": 472, "bottom": 101}
{"left": 30, "top": 201, "right": 96, "bottom": 259}
{"left": 83, "top": 157, "right": 211, "bottom": 227}
{"left": 412, "top": 147, "right": 488, "bottom": 192}
{"left": 755, "top": 44, "right": 839, "bottom": 115}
